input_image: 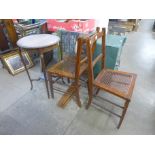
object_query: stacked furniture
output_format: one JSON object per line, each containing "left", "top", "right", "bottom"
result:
{"left": 47, "top": 28, "right": 137, "bottom": 129}
{"left": 54, "top": 30, "right": 126, "bottom": 77}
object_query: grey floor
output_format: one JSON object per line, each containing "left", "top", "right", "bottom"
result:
{"left": 0, "top": 19, "right": 155, "bottom": 135}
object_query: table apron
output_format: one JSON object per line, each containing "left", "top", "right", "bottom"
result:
{"left": 21, "top": 43, "right": 59, "bottom": 54}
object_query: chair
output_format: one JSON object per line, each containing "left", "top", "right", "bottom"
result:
{"left": 86, "top": 27, "right": 137, "bottom": 129}
{"left": 47, "top": 33, "right": 88, "bottom": 108}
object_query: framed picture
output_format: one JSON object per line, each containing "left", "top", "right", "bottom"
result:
{"left": 2, "top": 50, "right": 34, "bottom": 75}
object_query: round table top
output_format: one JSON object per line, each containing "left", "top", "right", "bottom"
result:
{"left": 17, "top": 34, "right": 60, "bottom": 49}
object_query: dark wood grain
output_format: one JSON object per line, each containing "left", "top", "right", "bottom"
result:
{"left": 0, "top": 24, "right": 9, "bottom": 51}
{"left": 3, "top": 19, "right": 18, "bottom": 48}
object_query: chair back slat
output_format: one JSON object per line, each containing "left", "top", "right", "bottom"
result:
{"left": 80, "top": 57, "right": 87, "bottom": 65}
{"left": 92, "top": 53, "right": 102, "bottom": 67}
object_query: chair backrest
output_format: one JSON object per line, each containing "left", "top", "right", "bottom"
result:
{"left": 86, "top": 27, "right": 106, "bottom": 82}
{"left": 0, "top": 24, "right": 10, "bottom": 51}
{"left": 59, "top": 30, "right": 82, "bottom": 57}
{"left": 2, "top": 19, "right": 18, "bottom": 48}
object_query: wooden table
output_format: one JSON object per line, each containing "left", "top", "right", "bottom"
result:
{"left": 17, "top": 34, "right": 60, "bottom": 98}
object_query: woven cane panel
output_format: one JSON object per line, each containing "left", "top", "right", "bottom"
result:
{"left": 100, "top": 71, "right": 132, "bottom": 94}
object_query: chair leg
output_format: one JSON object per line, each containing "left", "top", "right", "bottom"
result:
{"left": 117, "top": 100, "right": 130, "bottom": 129}
{"left": 86, "top": 93, "right": 93, "bottom": 109}
{"left": 61, "top": 77, "right": 65, "bottom": 84}
{"left": 74, "top": 84, "right": 81, "bottom": 108}
{"left": 67, "top": 78, "right": 70, "bottom": 83}
{"left": 95, "top": 88, "right": 100, "bottom": 95}
{"left": 48, "top": 74, "right": 54, "bottom": 98}
{"left": 86, "top": 82, "right": 93, "bottom": 109}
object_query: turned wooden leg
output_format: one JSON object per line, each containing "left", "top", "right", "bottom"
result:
{"left": 61, "top": 77, "right": 65, "bottom": 84}
{"left": 74, "top": 84, "right": 81, "bottom": 108}
{"left": 86, "top": 81, "right": 93, "bottom": 109}
{"left": 117, "top": 100, "right": 130, "bottom": 129}
{"left": 40, "top": 53, "right": 50, "bottom": 98}
{"left": 48, "top": 74, "right": 54, "bottom": 98}
{"left": 86, "top": 92, "right": 93, "bottom": 109}
{"left": 95, "top": 88, "right": 100, "bottom": 95}
{"left": 67, "top": 78, "right": 70, "bottom": 83}
{"left": 19, "top": 49, "right": 33, "bottom": 90}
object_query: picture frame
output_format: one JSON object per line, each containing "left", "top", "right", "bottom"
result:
{"left": 1, "top": 50, "right": 34, "bottom": 75}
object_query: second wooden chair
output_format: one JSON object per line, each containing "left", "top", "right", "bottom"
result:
{"left": 86, "top": 27, "right": 137, "bottom": 129}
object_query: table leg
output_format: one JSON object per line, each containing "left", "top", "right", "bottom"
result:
{"left": 40, "top": 53, "right": 50, "bottom": 98}
{"left": 19, "top": 48, "right": 33, "bottom": 90}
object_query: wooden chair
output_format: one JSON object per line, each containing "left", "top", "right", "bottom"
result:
{"left": 86, "top": 27, "right": 137, "bottom": 129}
{"left": 47, "top": 36, "right": 88, "bottom": 108}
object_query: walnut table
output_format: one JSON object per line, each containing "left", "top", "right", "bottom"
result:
{"left": 17, "top": 34, "right": 60, "bottom": 98}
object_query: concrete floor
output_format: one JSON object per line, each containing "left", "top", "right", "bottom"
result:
{"left": 0, "top": 19, "right": 155, "bottom": 134}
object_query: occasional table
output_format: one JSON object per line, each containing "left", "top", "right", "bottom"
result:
{"left": 17, "top": 34, "right": 60, "bottom": 98}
